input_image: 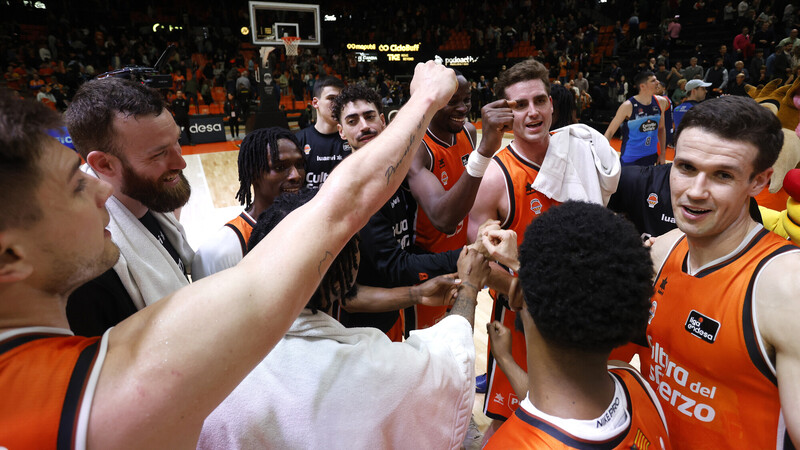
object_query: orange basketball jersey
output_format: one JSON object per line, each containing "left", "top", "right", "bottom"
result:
{"left": 224, "top": 211, "right": 256, "bottom": 254}
{"left": 485, "top": 143, "right": 558, "bottom": 420}
{"left": 642, "top": 228, "right": 798, "bottom": 449}
{"left": 413, "top": 127, "right": 474, "bottom": 330}
{"left": 0, "top": 328, "right": 105, "bottom": 448}
{"left": 486, "top": 367, "right": 671, "bottom": 449}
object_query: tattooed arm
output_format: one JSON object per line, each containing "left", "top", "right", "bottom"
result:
{"left": 90, "top": 61, "right": 458, "bottom": 449}
{"left": 448, "top": 246, "right": 491, "bottom": 328}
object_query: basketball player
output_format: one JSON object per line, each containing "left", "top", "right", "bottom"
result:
{"left": 297, "top": 76, "right": 347, "bottom": 189}
{"left": 64, "top": 78, "right": 195, "bottom": 336}
{"left": 192, "top": 128, "right": 305, "bottom": 279}
{"left": 0, "top": 61, "right": 460, "bottom": 448}
{"left": 407, "top": 71, "right": 513, "bottom": 330}
{"left": 330, "top": 84, "right": 460, "bottom": 340}
{"left": 604, "top": 71, "right": 669, "bottom": 166}
{"left": 644, "top": 96, "right": 799, "bottom": 447}
{"left": 481, "top": 202, "right": 670, "bottom": 449}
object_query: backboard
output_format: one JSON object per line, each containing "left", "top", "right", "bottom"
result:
{"left": 249, "top": 1, "right": 321, "bottom": 46}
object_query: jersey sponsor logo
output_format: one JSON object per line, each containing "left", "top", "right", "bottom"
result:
{"left": 685, "top": 310, "right": 720, "bottom": 343}
{"left": 647, "top": 192, "right": 659, "bottom": 208}
{"left": 393, "top": 219, "right": 410, "bottom": 248}
{"left": 461, "top": 153, "right": 469, "bottom": 166}
{"left": 640, "top": 119, "right": 658, "bottom": 133}
{"left": 647, "top": 337, "right": 718, "bottom": 423}
{"left": 661, "top": 213, "right": 676, "bottom": 224}
{"left": 507, "top": 393, "right": 519, "bottom": 410}
{"left": 633, "top": 429, "right": 651, "bottom": 450}
{"left": 390, "top": 196, "right": 400, "bottom": 208}
{"left": 638, "top": 108, "right": 645, "bottom": 115}
{"left": 441, "top": 170, "right": 449, "bottom": 185}
{"left": 530, "top": 198, "right": 543, "bottom": 214}
{"left": 305, "top": 171, "right": 329, "bottom": 185}
{"left": 303, "top": 144, "right": 311, "bottom": 155}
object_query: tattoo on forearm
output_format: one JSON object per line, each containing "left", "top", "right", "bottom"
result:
{"left": 384, "top": 122, "right": 422, "bottom": 185}
{"left": 317, "top": 251, "right": 334, "bottom": 276}
{"left": 448, "top": 285, "right": 478, "bottom": 327}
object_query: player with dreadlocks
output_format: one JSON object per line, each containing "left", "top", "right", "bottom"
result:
{"left": 192, "top": 127, "right": 305, "bottom": 280}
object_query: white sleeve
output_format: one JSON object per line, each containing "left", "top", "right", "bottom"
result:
{"left": 191, "top": 226, "right": 245, "bottom": 281}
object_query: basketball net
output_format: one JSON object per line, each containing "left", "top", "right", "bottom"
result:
{"left": 282, "top": 36, "right": 301, "bottom": 57}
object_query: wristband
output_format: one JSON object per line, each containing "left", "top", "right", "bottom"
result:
{"left": 466, "top": 151, "right": 491, "bottom": 177}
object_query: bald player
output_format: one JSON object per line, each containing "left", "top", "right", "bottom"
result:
{"left": 407, "top": 71, "right": 512, "bottom": 330}
{"left": 0, "top": 61, "right": 459, "bottom": 448}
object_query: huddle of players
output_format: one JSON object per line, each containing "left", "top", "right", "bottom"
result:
{"left": 2, "top": 56, "right": 798, "bottom": 448}
{"left": 284, "top": 62, "right": 799, "bottom": 448}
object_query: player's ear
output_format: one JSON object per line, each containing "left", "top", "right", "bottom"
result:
{"left": 312, "top": 97, "right": 320, "bottom": 108}
{"left": 379, "top": 113, "right": 386, "bottom": 127}
{"left": 337, "top": 123, "right": 345, "bottom": 140}
{"left": 86, "top": 151, "right": 121, "bottom": 179}
{"left": 749, "top": 167, "right": 773, "bottom": 197}
{"left": 0, "top": 234, "right": 34, "bottom": 284}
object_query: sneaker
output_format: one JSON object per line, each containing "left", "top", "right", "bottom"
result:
{"left": 475, "top": 373, "right": 488, "bottom": 394}
{"left": 463, "top": 416, "right": 483, "bottom": 450}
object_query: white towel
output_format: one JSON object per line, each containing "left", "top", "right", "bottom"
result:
{"left": 84, "top": 165, "right": 194, "bottom": 309}
{"left": 532, "top": 124, "right": 621, "bottom": 205}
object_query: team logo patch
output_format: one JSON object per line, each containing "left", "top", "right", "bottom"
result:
{"left": 647, "top": 192, "right": 659, "bottom": 208}
{"left": 530, "top": 198, "right": 543, "bottom": 214}
{"left": 342, "top": 141, "right": 352, "bottom": 152}
{"left": 648, "top": 300, "right": 657, "bottom": 325}
{"left": 685, "top": 310, "right": 720, "bottom": 344}
{"left": 633, "top": 429, "right": 651, "bottom": 450}
{"left": 461, "top": 154, "right": 469, "bottom": 166}
{"left": 441, "top": 171, "right": 449, "bottom": 185}
{"left": 303, "top": 144, "right": 311, "bottom": 155}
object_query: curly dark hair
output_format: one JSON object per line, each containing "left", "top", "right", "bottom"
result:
{"left": 0, "top": 90, "right": 62, "bottom": 230}
{"left": 518, "top": 201, "right": 654, "bottom": 352}
{"left": 235, "top": 127, "right": 303, "bottom": 208}
{"left": 675, "top": 95, "right": 782, "bottom": 177}
{"left": 330, "top": 84, "right": 382, "bottom": 123}
{"left": 246, "top": 188, "right": 359, "bottom": 314}
{"left": 65, "top": 77, "right": 165, "bottom": 160}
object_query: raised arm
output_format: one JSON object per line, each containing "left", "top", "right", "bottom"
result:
{"left": 408, "top": 100, "right": 513, "bottom": 233}
{"left": 89, "top": 61, "right": 458, "bottom": 450}
{"left": 755, "top": 252, "right": 800, "bottom": 446}
{"left": 467, "top": 161, "right": 507, "bottom": 243}
{"left": 604, "top": 100, "right": 632, "bottom": 142}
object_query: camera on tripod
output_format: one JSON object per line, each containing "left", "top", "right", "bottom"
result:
{"left": 95, "top": 44, "right": 176, "bottom": 89}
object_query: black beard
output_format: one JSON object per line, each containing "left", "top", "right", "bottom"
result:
{"left": 120, "top": 163, "right": 191, "bottom": 213}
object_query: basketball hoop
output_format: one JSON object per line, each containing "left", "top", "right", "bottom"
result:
{"left": 282, "top": 36, "right": 301, "bottom": 56}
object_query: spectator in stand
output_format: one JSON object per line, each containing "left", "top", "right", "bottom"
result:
{"left": 682, "top": 56, "right": 704, "bottom": 80}
{"left": 172, "top": 90, "right": 191, "bottom": 145}
{"left": 672, "top": 78, "right": 688, "bottom": 105}
{"left": 751, "top": 47, "right": 766, "bottom": 79}
{"left": 779, "top": 29, "right": 799, "bottom": 50}
{"left": 754, "top": 21, "right": 776, "bottom": 53}
{"left": 724, "top": 2, "right": 736, "bottom": 26}
{"left": 667, "top": 61, "right": 683, "bottom": 96}
{"left": 755, "top": 65, "right": 770, "bottom": 85}
{"left": 224, "top": 92, "right": 242, "bottom": 140}
{"left": 734, "top": 26, "right": 755, "bottom": 61}
{"left": 717, "top": 44, "right": 735, "bottom": 70}
{"left": 729, "top": 60, "right": 749, "bottom": 82}
{"left": 185, "top": 74, "right": 199, "bottom": 107}
{"left": 704, "top": 57, "right": 729, "bottom": 96}
{"left": 728, "top": 72, "right": 749, "bottom": 95}
{"left": 667, "top": 16, "right": 681, "bottom": 47}
{"left": 573, "top": 71, "right": 589, "bottom": 96}
{"left": 774, "top": 41, "right": 794, "bottom": 81}
{"left": 737, "top": 0, "right": 749, "bottom": 24}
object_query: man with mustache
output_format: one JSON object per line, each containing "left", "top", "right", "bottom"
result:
{"left": 330, "top": 84, "right": 461, "bottom": 340}
{"left": 192, "top": 128, "right": 305, "bottom": 280}
{"left": 64, "top": 78, "right": 196, "bottom": 336}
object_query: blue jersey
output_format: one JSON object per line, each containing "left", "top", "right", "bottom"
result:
{"left": 672, "top": 99, "right": 698, "bottom": 132}
{"left": 620, "top": 96, "right": 662, "bottom": 163}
